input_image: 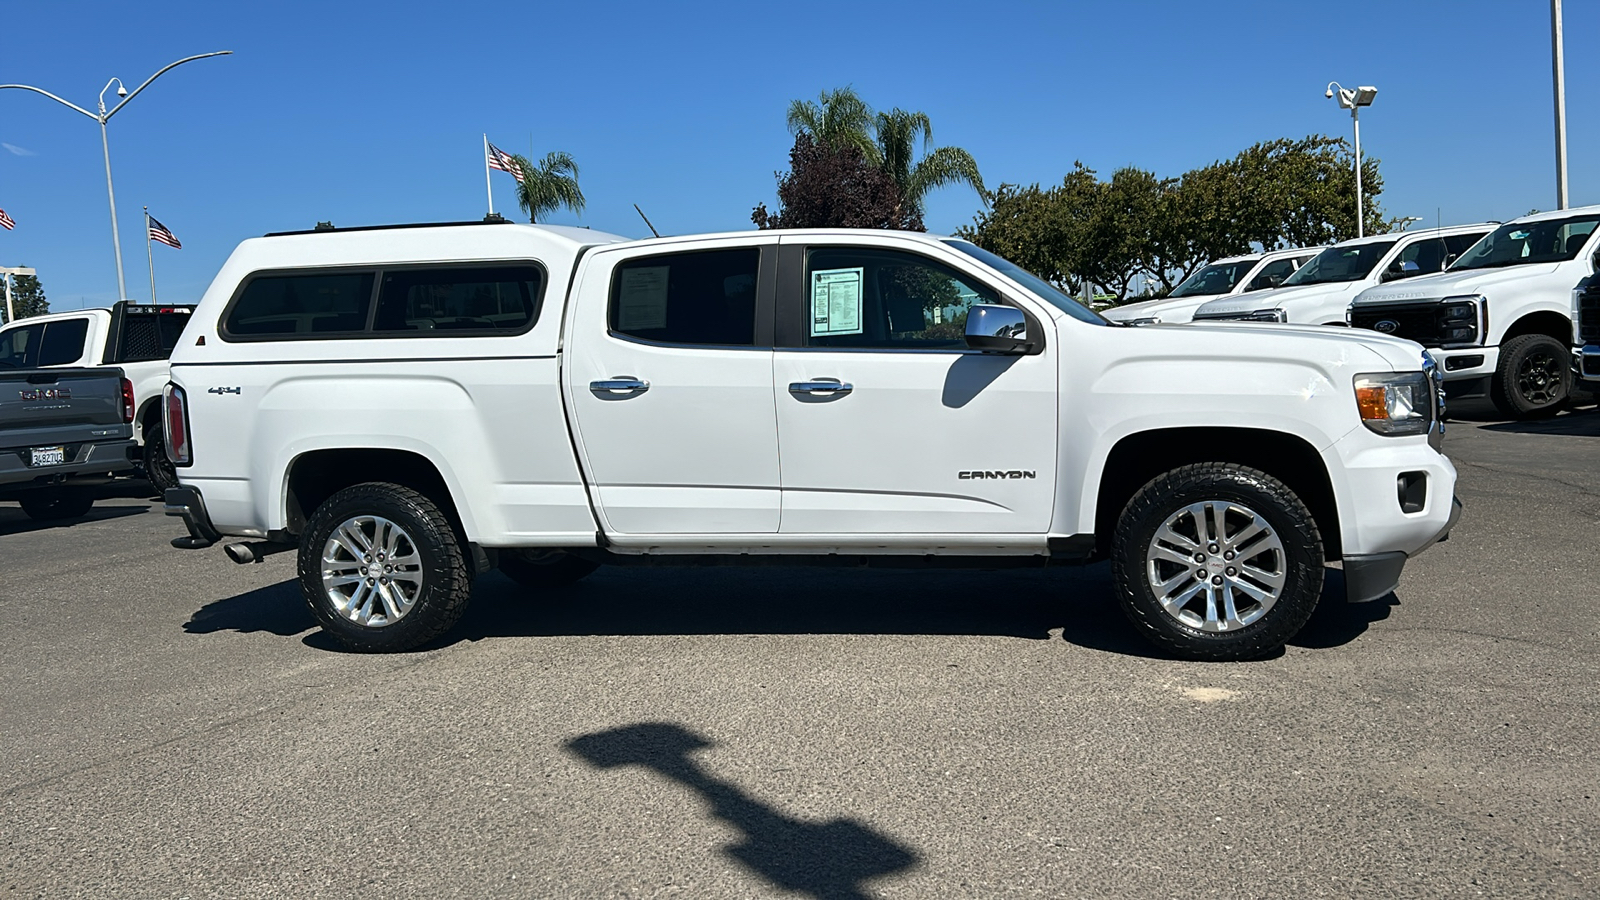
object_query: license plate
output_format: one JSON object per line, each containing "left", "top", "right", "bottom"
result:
{"left": 30, "top": 446, "right": 66, "bottom": 467}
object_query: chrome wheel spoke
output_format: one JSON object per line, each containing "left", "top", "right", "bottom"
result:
{"left": 1147, "top": 497, "right": 1285, "bottom": 632}
{"left": 322, "top": 514, "right": 425, "bottom": 627}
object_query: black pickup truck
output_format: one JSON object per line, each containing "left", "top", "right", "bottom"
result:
{"left": 0, "top": 366, "right": 139, "bottom": 520}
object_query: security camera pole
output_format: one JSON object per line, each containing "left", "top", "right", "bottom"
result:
{"left": 1325, "top": 82, "right": 1378, "bottom": 239}
{"left": 0, "top": 51, "right": 232, "bottom": 302}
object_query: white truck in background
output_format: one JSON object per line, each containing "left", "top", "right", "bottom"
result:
{"left": 1349, "top": 206, "right": 1600, "bottom": 418}
{"left": 0, "top": 301, "right": 193, "bottom": 491}
{"left": 1103, "top": 246, "right": 1319, "bottom": 325}
{"left": 163, "top": 220, "right": 1460, "bottom": 662}
{"left": 1191, "top": 224, "right": 1495, "bottom": 326}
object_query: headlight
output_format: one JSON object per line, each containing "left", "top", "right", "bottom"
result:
{"left": 1353, "top": 371, "right": 1434, "bottom": 436}
{"left": 1242, "top": 308, "right": 1288, "bottom": 323}
{"left": 1438, "top": 294, "right": 1483, "bottom": 345}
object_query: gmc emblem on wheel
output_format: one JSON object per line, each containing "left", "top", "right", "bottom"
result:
{"left": 1374, "top": 320, "right": 1400, "bottom": 334}
{"left": 958, "top": 470, "right": 1037, "bottom": 480}
{"left": 19, "top": 388, "right": 71, "bottom": 401}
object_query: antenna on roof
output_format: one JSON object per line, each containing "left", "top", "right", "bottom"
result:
{"left": 634, "top": 204, "right": 661, "bottom": 238}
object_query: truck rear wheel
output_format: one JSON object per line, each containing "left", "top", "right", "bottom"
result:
{"left": 1491, "top": 334, "right": 1570, "bottom": 419}
{"left": 1111, "top": 463, "right": 1324, "bottom": 661}
{"left": 297, "top": 482, "right": 472, "bottom": 653}
{"left": 142, "top": 425, "right": 180, "bottom": 495}
{"left": 19, "top": 489, "right": 94, "bottom": 521}
{"left": 498, "top": 549, "right": 600, "bottom": 590}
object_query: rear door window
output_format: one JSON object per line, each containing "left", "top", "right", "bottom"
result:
{"left": 373, "top": 265, "right": 543, "bottom": 333}
{"left": 38, "top": 318, "right": 90, "bottom": 365}
{"left": 608, "top": 248, "right": 760, "bottom": 346}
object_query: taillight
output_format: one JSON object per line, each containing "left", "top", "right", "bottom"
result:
{"left": 120, "top": 378, "right": 135, "bottom": 423}
{"left": 163, "top": 384, "right": 192, "bottom": 466}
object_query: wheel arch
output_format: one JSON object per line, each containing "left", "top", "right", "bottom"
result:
{"left": 1092, "top": 427, "right": 1341, "bottom": 561}
{"left": 1501, "top": 309, "right": 1573, "bottom": 345}
{"left": 283, "top": 447, "right": 469, "bottom": 542}
{"left": 135, "top": 395, "right": 164, "bottom": 445}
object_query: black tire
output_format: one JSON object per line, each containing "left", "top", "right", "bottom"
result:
{"left": 498, "top": 549, "right": 600, "bottom": 589}
{"left": 1491, "top": 334, "right": 1571, "bottom": 419}
{"left": 297, "top": 482, "right": 472, "bottom": 653}
{"left": 142, "top": 426, "right": 180, "bottom": 495}
{"left": 1111, "top": 463, "right": 1324, "bottom": 661}
{"left": 19, "top": 489, "right": 95, "bottom": 521}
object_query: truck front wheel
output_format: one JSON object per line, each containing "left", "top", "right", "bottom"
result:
{"left": 1111, "top": 464, "right": 1324, "bottom": 661}
{"left": 1491, "top": 334, "right": 1570, "bottom": 419}
{"left": 297, "top": 482, "right": 472, "bottom": 653}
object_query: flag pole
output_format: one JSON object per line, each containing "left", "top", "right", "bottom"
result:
{"left": 144, "top": 206, "right": 157, "bottom": 305}
{"left": 483, "top": 134, "right": 495, "bottom": 216}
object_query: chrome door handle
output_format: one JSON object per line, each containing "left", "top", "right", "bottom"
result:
{"left": 590, "top": 377, "right": 650, "bottom": 394}
{"left": 788, "top": 378, "right": 853, "bottom": 396}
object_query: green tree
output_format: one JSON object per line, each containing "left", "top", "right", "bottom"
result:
{"left": 752, "top": 134, "right": 922, "bottom": 231}
{"left": 509, "top": 151, "right": 585, "bottom": 224}
{"left": 874, "top": 107, "right": 988, "bottom": 215}
{"left": 787, "top": 87, "right": 878, "bottom": 161}
{"left": 7, "top": 272, "right": 47, "bottom": 320}
{"left": 785, "top": 87, "right": 988, "bottom": 218}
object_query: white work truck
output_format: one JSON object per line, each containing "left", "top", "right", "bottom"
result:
{"left": 1191, "top": 224, "right": 1495, "bottom": 327}
{"left": 1349, "top": 206, "right": 1600, "bottom": 418}
{"left": 1103, "top": 246, "right": 1319, "bottom": 326}
{"left": 0, "top": 301, "right": 193, "bottom": 490}
{"left": 162, "top": 220, "right": 1459, "bottom": 661}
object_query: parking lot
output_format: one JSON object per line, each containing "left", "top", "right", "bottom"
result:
{"left": 2, "top": 399, "right": 1597, "bottom": 899}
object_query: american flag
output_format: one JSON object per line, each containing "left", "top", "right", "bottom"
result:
{"left": 486, "top": 141, "right": 525, "bottom": 184}
{"left": 0, "top": 208, "right": 13, "bottom": 231}
{"left": 148, "top": 215, "right": 181, "bottom": 249}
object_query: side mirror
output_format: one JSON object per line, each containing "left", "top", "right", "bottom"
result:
{"left": 1381, "top": 260, "right": 1421, "bottom": 282}
{"left": 1443, "top": 253, "right": 1459, "bottom": 268}
{"left": 965, "top": 304, "right": 1035, "bottom": 354}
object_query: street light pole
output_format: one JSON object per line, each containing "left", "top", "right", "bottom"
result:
{"left": 1552, "top": 0, "right": 1569, "bottom": 210}
{"left": 1326, "top": 82, "right": 1378, "bottom": 239}
{"left": 0, "top": 51, "right": 232, "bottom": 302}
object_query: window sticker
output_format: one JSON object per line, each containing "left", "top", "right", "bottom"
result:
{"left": 810, "top": 267, "right": 864, "bottom": 336}
{"left": 618, "top": 266, "right": 670, "bottom": 331}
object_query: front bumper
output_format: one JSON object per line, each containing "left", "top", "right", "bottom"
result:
{"left": 165, "top": 485, "right": 222, "bottom": 549}
{"left": 1343, "top": 494, "right": 1461, "bottom": 602}
{"left": 1580, "top": 345, "right": 1600, "bottom": 384}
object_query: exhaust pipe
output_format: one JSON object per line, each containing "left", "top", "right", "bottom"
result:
{"left": 223, "top": 540, "right": 296, "bottom": 565}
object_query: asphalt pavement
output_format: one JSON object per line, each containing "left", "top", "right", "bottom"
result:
{"left": 3, "top": 399, "right": 1597, "bottom": 899}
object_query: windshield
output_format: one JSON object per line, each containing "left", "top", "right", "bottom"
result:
{"left": 1168, "top": 260, "right": 1257, "bottom": 298}
{"left": 1450, "top": 213, "right": 1600, "bottom": 271}
{"left": 944, "top": 240, "right": 1108, "bottom": 325}
{"left": 1282, "top": 240, "right": 1399, "bottom": 286}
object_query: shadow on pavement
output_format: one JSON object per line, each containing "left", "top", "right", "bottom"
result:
{"left": 185, "top": 580, "right": 314, "bottom": 637}
{"left": 191, "top": 561, "right": 1381, "bottom": 660}
{"left": 0, "top": 501, "right": 149, "bottom": 537}
{"left": 1445, "top": 396, "right": 1600, "bottom": 436}
{"left": 567, "top": 722, "right": 917, "bottom": 900}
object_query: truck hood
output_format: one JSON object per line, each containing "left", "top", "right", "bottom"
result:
{"left": 1164, "top": 319, "right": 1428, "bottom": 372}
{"left": 1103, "top": 292, "right": 1224, "bottom": 323}
{"left": 1352, "top": 263, "right": 1564, "bottom": 306}
{"left": 1193, "top": 281, "right": 1359, "bottom": 318}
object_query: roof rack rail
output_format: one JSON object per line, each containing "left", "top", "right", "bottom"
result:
{"left": 265, "top": 215, "right": 515, "bottom": 237}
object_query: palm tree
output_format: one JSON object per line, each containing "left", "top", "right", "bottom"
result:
{"left": 787, "top": 87, "right": 878, "bottom": 162}
{"left": 510, "top": 151, "right": 585, "bottom": 224}
{"left": 876, "top": 107, "right": 988, "bottom": 214}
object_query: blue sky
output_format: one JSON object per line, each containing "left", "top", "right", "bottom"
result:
{"left": 1, "top": 0, "right": 1594, "bottom": 311}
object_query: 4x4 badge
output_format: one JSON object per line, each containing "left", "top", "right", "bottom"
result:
{"left": 208, "top": 386, "right": 241, "bottom": 395}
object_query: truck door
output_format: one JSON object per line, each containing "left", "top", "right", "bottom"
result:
{"left": 564, "top": 237, "right": 780, "bottom": 534}
{"left": 772, "top": 238, "right": 1058, "bottom": 534}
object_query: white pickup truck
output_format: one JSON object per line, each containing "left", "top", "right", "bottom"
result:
{"left": 162, "top": 221, "right": 1460, "bottom": 661}
{"left": 1191, "top": 224, "right": 1494, "bottom": 327}
{"left": 1103, "top": 247, "right": 1319, "bottom": 325}
{"left": 0, "top": 301, "right": 193, "bottom": 490}
{"left": 1349, "top": 206, "right": 1600, "bottom": 418}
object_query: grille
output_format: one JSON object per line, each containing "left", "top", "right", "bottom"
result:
{"left": 1350, "top": 303, "right": 1445, "bottom": 345}
{"left": 1579, "top": 285, "right": 1600, "bottom": 345}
